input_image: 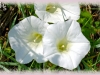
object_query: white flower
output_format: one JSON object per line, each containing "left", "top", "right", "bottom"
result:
{"left": 43, "top": 20, "right": 90, "bottom": 70}
{"left": 8, "top": 16, "right": 49, "bottom": 64}
{"left": 34, "top": 3, "right": 80, "bottom": 23}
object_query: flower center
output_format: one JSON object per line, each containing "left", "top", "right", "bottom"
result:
{"left": 28, "top": 32, "right": 42, "bottom": 43}
{"left": 57, "top": 38, "right": 68, "bottom": 53}
{"left": 46, "top": 3, "right": 57, "bottom": 13}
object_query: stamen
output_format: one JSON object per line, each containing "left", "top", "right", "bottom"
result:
{"left": 57, "top": 38, "right": 68, "bottom": 53}
{"left": 62, "top": 45, "right": 65, "bottom": 48}
{"left": 46, "top": 3, "right": 57, "bottom": 13}
{"left": 27, "top": 32, "right": 42, "bottom": 43}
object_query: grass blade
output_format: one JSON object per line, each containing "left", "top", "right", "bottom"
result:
{"left": 0, "top": 64, "right": 10, "bottom": 72}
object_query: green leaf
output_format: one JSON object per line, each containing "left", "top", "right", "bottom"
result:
{"left": 10, "top": 15, "right": 17, "bottom": 28}
{"left": 0, "top": 62, "right": 18, "bottom": 66}
{"left": 4, "top": 47, "right": 11, "bottom": 54}
{"left": 18, "top": 4, "right": 26, "bottom": 18}
{"left": 82, "top": 60, "right": 92, "bottom": 70}
{"left": 95, "top": 21, "right": 100, "bottom": 27}
{"left": 96, "top": 44, "right": 100, "bottom": 48}
{"left": 0, "top": 64, "right": 10, "bottom": 72}
{"left": 81, "top": 10, "right": 92, "bottom": 18}
{"left": 78, "top": 18, "right": 86, "bottom": 24}
{"left": 94, "top": 38, "right": 100, "bottom": 47}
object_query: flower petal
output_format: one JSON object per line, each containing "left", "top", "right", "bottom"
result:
{"left": 8, "top": 28, "right": 37, "bottom": 64}
{"left": 34, "top": 3, "right": 64, "bottom": 23}
{"left": 8, "top": 16, "right": 49, "bottom": 64}
{"left": 35, "top": 41, "right": 48, "bottom": 63}
{"left": 35, "top": 10, "right": 64, "bottom": 23}
{"left": 67, "top": 50, "right": 84, "bottom": 68}
{"left": 59, "top": 3, "right": 80, "bottom": 20}
{"left": 66, "top": 20, "right": 86, "bottom": 42}
{"left": 43, "top": 20, "right": 72, "bottom": 57}
{"left": 34, "top": 3, "right": 80, "bottom": 23}
{"left": 14, "top": 17, "right": 33, "bottom": 40}
{"left": 43, "top": 20, "right": 90, "bottom": 70}
{"left": 68, "top": 42, "right": 90, "bottom": 57}
{"left": 34, "top": 3, "right": 47, "bottom": 11}
{"left": 48, "top": 53, "right": 74, "bottom": 70}
{"left": 28, "top": 16, "right": 49, "bottom": 35}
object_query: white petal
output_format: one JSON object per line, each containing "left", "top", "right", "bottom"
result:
{"left": 67, "top": 42, "right": 90, "bottom": 58}
{"left": 67, "top": 51, "right": 84, "bottom": 68}
{"left": 14, "top": 17, "right": 33, "bottom": 39}
{"left": 48, "top": 53, "right": 75, "bottom": 70}
{"left": 44, "top": 12, "right": 64, "bottom": 23}
{"left": 43, "top": 20, "right": 90, "bottom": 70}
{"left": 11, "top": 16, "right": 48, "bottom": 41}
{"left": 66, "top": 21, "right": 90, "bottom": 43}
{"left": 34, "top": 3, "right": 47, "bottom": 11}
{"left": 60, "top": 3, "right": 80, "bottom": 20}
{"left": 60, "top": 3, "right": 80, "bottom": 15}
{"left": 35, "top": 10, "right": 64, "bottom": 23}
{"left": 8, "top": 16, "right": 49, "bottom": 64}
{"left": 8, "top": 29, "right": 37, "bottom": 64}
{"left": 43, "top": 7, "right": 65, "bottom": 23}
{"left": 66, "top": 21, "right": 81, "bottom": 42}
{"left": 62, "top": 10, "right": 80, "bottom": 20}
{"left": 34, "top": 3, "right": 64, "bottom": 23}
{"left": 35, "top": 41, "right": 48, "bottom": 63}
{"left": 43, "top": 31, "right": 58, "bottom": 57}
{"left": 29, "top": 16, "right": 49, "bottom": 35}
{"left": 35, "top": 11, "right": 46, "bottom": 21}
{"left": 43, "top": 20, "right": 72, "bottom": 57}
{"left": 47, "top": 20, "right": 72, "bottom": 39}
{"left": 34, "top": 3, "right": 80, "bottom": 23}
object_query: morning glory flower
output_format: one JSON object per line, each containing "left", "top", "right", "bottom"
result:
{"left": 34, "top": 3, "right": 80, "bottom": 23}
{"left": 8, "top": 16, "right": 49, "bottom": 64}
{"left": 43, "top": 20, "right": 90, "bottom": 70}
